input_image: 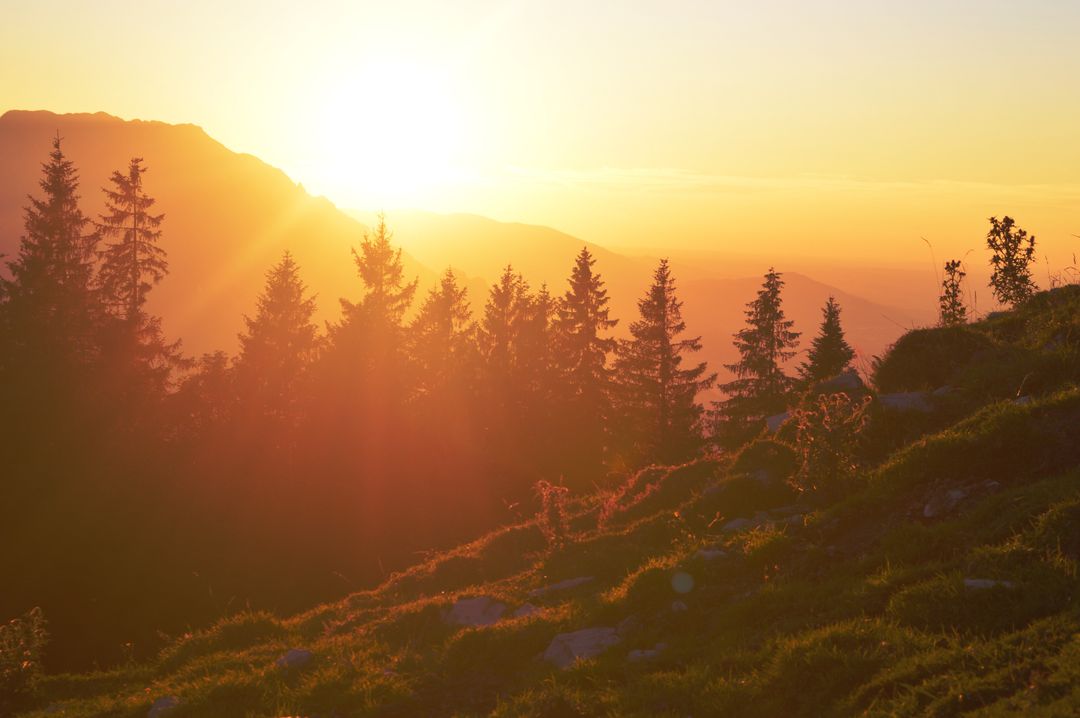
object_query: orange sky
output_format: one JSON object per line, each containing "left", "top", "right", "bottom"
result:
{"left": 2, "top": 0, "right": 1078, "bottom": 266}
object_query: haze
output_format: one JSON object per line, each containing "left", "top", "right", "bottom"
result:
{"left": 3, "top": 0, "right": 1078, "bottom": 265}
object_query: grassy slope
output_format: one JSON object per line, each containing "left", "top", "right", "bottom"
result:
{"left": 17, "top": 287, "right": 1080, "bottom": 717}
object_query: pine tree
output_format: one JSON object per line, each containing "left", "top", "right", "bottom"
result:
{"left": 798, "top": 296, "right": 855, "bottom": 385}
{"left": 938, "top": 259, "right": 968, "bottom": 327}
{"left": 552, "top": 247, "right": 618, "bottom": 477}
{"left": 0, "top": 135, "right": 100, "bottom": 373}
{"left": 986, "top": 216, "right": 1036, "bottom": 306}
{"left": 96, "top": 158, "right": 166, "bottom": 321}
{"left": 340, "top": 213, "right": 417, "bottom": 336}
{"left": 235, "top": 252, "right": 319, "bottom": 426}
{"left": 409, "top": 268, "right": 476, "bottom": 397}
{"left": 615, "top": 259, "right": 715, "bottom": 466}
{"left": 718, "top": 268, "right": 800, "bottom": 444}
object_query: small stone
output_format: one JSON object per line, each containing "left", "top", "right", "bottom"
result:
{"left": 722, "top": 517, "right": 754, "bottom": 532}
{"left": 512, "top": 603, "right": 541, "bottom": 618}
{"left": 879, "top": 392, "right": 933, "bottom": 413}
{"left": 148, "top": 696, "right": 180, "bottom": 718}
{"left": 963, "top": 578, "right": 1017, "bottom": 590}
{"left": 445, "top": 596, "right": 507, "bottom": 626}
{"left": 528, "top": 576, "right": 594, "bottom": 598}
{"left": 1014, "top": 395, "right": 1034, "bottom": 406}
{"left": 923, "top": 487, "right": 968, "bottom": 519}
{"left": 670, "top": 600, "right": 688, "bottom": 613}
{"left": 275, "top": 648, "right": 314, "bottom": 671}
{"left": 543, "top": 627, "right": 621, "bottom": 668}
{"left": 695, "top": 547, "right": 727, "bottom": 561}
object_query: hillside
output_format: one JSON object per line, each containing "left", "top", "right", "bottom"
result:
{"left": 0, "top": 110, "right": 437, "bottom": 354}
{"left": 12, "top": 286, "right": 1079, "bottom": 717}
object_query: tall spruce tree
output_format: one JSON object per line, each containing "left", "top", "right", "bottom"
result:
{"left": 939, "top": 259, "right": 968, "bottom": 327}
{"left": 986, "top": 215, "right": 1036, "bottom": 306}
{"left": 96, "top": 158, "right": 166, "bottom": 321}
{"left": 552, "top": 247, "right": 618, "bottom": 478}
{"left": 718, "top": 268, "right": 800, "bottom": 445}
{"left": 1, "top": 135, "right": 100, "bottom": 374}
{"left": 235, "top": 251, "right": 319, "bottom": 427}
{"left": 409, "top": 268, "right": 476, "bottom": 397}
{"left": 798, "top": 296, "right": 855, "bottom": 385}
{"left": 615, "top": 259, "right": 715, "bottom": 466}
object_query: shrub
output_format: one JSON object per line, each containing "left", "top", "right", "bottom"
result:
{"left": 1, "top": 606, "right": 48, "bottom": 704}
{"left": 872, "top": 325, "right": 993, "bottom": 392}
{"left": 791, "top": 393, "right": 871, "bottom": 499}
{"left": 534, "top": 480, "right": 570, "bottom": 549}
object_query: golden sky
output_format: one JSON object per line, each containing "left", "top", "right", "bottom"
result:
{"left": 2, "top": 0, "right": 1078, "bottom": 266}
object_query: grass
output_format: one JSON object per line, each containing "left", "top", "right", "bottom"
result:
{"left": 12, "top": 288, "right": 1080, "bottom": 717}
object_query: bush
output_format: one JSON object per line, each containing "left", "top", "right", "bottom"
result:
{"left": 732, "top": 439, "right": 798, "bottom": 486}
{"left": 1, "top": 606, "right": 48, "bottom": 705}
{"left": 791, "top": 393, "right": 871, "bottom": 499}
{"left": 872, "top": 326, "right": 993, "bottom": 393}
{"left": 534, "top": 480, "right": 570, "bottom": 549}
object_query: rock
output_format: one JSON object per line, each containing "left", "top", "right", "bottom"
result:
{"left": 512, "top": 603, "right": 541, "bottom": 619}
{"left": 543, "top": 627, "right": 621, "bottom": 668}
{"left": 670, "top": 600, "right": 688, "bottom": 613}
{"left": 932, "top": 385, "right": 954, "bottom": 397}
{"left": 148, "top": 696, "right": 180, "bottom": 718}
{"left": 722, "top": 517, "right": 755, "bottom": 532}
{"left": 819, "top": 370, "right": 865, "bottom": 394}
{"left": 275, "top": 648, "right": 314, "bottom": 671}
{"left": 1014, "top": 395, "right": 1034, "bottom": 406}
{"left": 964, "top": 578, "right": 1016, "bottom": 590}
{"left": 695, "top": 547, "right": 727, "bottom": 561}
{"left": 878, "top": 392, "right": 933, "bottom": 413}
{"left": 765, "top": 411, "right": 790, "bottom": 433}
{"left": 528, "top": 576, "right": 594, "bottom": 598}
{"left": 616, "top": 614, "right": 642, "bottom": 638}
{"left": 445, "top": 596, "right": 508, "bottom": 626}
{"left": 923, "top": 488, "right": 968, "bottom": 519}
{"left": 627, "top": 642, "right": 667, "bottom": 662}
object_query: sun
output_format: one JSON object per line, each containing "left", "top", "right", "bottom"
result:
{"left": 306, "top": 59, "right": 468, "bottom": 207}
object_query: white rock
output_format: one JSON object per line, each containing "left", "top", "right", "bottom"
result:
{"left": 512, "top": 602, "right": 541, "bottom": 619}
{"left": 446, "top": 596, "right": 508, "bottom": 627}
{"left": 275, "top": 648, "right": 313, "bottom": 670}
{"left": 528, "top": 576, "right": 594, "bottom": 597}
{"left": 543, "top": 627, "right": 621, "bottom": 668}
{"left": 964, "top": 578, "right": 1016, "bottom": 590}
{"left": 879, "top": 392, "right": 933, "bottom": 413}
{"left": 148, "top": 696, "right": 180, "bottom": 718}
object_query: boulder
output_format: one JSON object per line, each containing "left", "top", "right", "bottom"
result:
{"left": 923, "top": 488, "right": 968, "bottom": 519}
{"left": 275, "top": 648, "right": 313, "bottom": 671}
{"left": 695, "top": 547, "right": 727, "bottom": 561}
{"left": 148, "top": 697, "right": 180, "bottom": 718}
{"left": 964, "top": 578, "right": 1016, "bottom": 590}
{"left": 445, "top": 596, "right": 507, "bottom": 627}
{"left": 528, "top": 576, "right": 594, "bottom": 598}
{"left": 543, "top": 627, "right": 621, "bottom": 668}
{"left": 627, "top": 642, "right": 667, "bottom": 662}
{"left": 878, "top": 392, "right": 933, "bottom": 413}
{"left": 819, "top": 370, "right": 865, "bottom": 394}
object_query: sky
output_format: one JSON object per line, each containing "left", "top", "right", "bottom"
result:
{"left": 2, "top": 0, "right": 1079, "bottom": 265}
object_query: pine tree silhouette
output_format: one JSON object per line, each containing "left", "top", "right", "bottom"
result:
{"left": 717, "top": 268, "right": 800, "bottom": 444}
{"left": 615, "top": 259, "right": 715, "bottom": 466}
{"left": 96, "top": 158, "right": 166, "bottom": 322}
{"left": 409, "top": 268, "right": 476, "bottom": 397}
{"left": 798, "top": 296, "right": 855, "bottom": 384}
{"left": 235, "top": 251, "right": 320, "bottom": 427}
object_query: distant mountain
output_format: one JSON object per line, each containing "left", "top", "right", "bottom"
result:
{"left": 0, "top": 110, "right": 437, "bottom": 355}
